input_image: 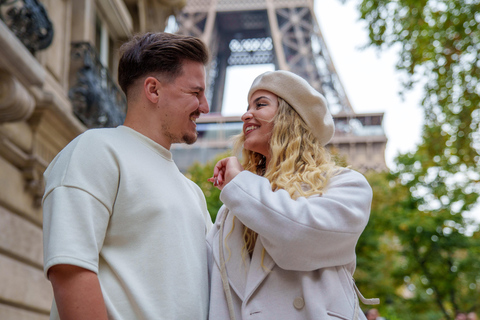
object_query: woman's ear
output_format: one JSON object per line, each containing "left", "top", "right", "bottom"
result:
{"left": 144, "top": 77, "right": 160, "bottom": 104}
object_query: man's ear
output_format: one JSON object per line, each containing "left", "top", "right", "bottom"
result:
{"left": 144, "top": 77, "right": 160, "bottom": 104}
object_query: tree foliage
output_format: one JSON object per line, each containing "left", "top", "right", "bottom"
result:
{"left": 358, "top": 169, "right": 480, "bottom": 319}
{"left": 353, "top": 0, "right": 480, "bottom": 318}
{"left": 355, "top": 171, "right": 408, "bottom": 318}
{"left": 358, "top": 0, "right": 479, "bottom": 165}
{"left": 186, "top": 153, "right": 229, "bottom": 222}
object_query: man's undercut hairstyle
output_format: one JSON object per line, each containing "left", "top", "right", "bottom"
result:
{"left": 118, "top": 32, "right": 209, "bottom": 97}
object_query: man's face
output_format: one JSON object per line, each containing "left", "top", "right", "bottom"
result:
{"left": 366, "top": 309, "right": 379, "bottom": 320}
{"left": 157, "top": 60, "right": 209, "bottom": 146}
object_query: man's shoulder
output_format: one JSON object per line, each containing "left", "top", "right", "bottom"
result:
{"left": 65, "top": 127, "right": 129, "bottom": 153}
{"left": 77, "top": 127, "right": 123, "bottom": 143}
{"left": 44, "top": 128, "right": 125, "bottom": 192}
{"left": 45, "top": 127, "right": 124, "bottom": 176}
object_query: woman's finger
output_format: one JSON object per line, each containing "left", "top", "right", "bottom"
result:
{"left": 209, "top": 157, "right": 242, "bottom": 189}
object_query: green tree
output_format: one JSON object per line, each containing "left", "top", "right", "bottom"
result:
{"left": 353, "top": 0, "right": 480, "bottom": 318}
{"left": 186, "top": 153, "right": 230, "bottom": 222}
{"left": 355, "top": 171, "right": 410, "bottom": 319}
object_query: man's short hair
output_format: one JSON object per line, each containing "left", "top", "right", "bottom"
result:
{"left": 118, "top": 32, "right": 209, "bottom": 97}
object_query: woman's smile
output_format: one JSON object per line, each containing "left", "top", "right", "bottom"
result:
{"left": 244, "top": 125, "right": 260, "bottom": 135}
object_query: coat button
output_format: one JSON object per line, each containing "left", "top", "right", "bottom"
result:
{"left": 293, "top": 296, "right": 305, "bottom": 310}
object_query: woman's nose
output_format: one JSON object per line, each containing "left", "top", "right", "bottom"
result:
{"left": 241, "top": 110, "right": 252, "bottom": 122}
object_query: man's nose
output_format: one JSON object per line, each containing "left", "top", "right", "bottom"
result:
{"left": 199, "top": 95, "right": 209, "bottom": 114}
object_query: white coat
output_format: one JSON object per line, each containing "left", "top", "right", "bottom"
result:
{"left": 206, "top": 169, "right": 373, "bottom": 320}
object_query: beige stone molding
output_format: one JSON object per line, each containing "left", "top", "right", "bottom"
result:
{"left": 0, "top": 128, "right": 48, "bottom": 208}
{"left": 0, "top": 207, "right": 44, "bottom": 268}
{"left": 0, "top": 255, "right": 52, "bottom": 314}
{"left": 0, "top": 20, "right": 45, "bottom": 88}
{"left": 0, "top": 130, "right": 32, "bottom": 171}
{"left": 97, "top": 0, "right": 133, "bottom": 38}
{"left": 138, "top": 0, "right": 186, "bottom": 32}
{"left": 0, "top": 72, "right": 35, "bottom": 123}
{"left": 0, "top": 304, "right": 49, "bottom": 320}
{"left": 29, "top": 86, "right": 85, "bottom": 137}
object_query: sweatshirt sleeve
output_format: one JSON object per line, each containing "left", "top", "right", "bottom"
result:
{"left": 42, "top": 131, "right": 118, "bottom": 278}
{"left": 43, "top": 186, "right": 110, "bottom": 277}
{"left": 219, "top": 169, "right": 372, "bottom": 271}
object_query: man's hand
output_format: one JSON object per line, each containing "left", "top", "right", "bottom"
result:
{"left": 48, "top": 264, "right": 108, "bottom": 320}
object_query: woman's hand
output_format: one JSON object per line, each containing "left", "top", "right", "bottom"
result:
{"left": 207, "top": 157, "right": 244, "bottom": 190}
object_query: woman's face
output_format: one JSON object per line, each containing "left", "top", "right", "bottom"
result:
{"left": 241, "top": 90, "right": 279, "bottom": 159}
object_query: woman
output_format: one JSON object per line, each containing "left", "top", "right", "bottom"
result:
{"left": 207, "top": 70, "right": 378, "bottom": 320}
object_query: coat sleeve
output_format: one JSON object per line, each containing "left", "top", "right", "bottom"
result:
{"left": 219, "top": 169, "right": 372, "bottom": 271}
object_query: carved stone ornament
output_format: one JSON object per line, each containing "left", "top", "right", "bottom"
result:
{"left": 0, "top": 0, "right": 54, "bottom": 53}
{"left": 0, "top": 71, "right": 35, "bottom": 123}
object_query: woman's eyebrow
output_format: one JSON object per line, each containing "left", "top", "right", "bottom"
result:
{"left": 253, "top": 96, "right": 270, "bottom": 103}
{"left": 247, "top": 96, "right": 271, "bottom": 110}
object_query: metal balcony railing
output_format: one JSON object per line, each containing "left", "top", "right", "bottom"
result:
{"left": 69, "top": 42, "right": 126, "bottom": 128}
{"left": 0, "top": 0, "right": 54, "bottom": 53}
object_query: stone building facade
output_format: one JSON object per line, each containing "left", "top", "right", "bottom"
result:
{"left": 0, "top": 0, "right": 179, "bottom": 318}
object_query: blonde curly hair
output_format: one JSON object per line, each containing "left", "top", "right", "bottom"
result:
{"left": 229, "top": 97, "right": 339, "bottom": 260}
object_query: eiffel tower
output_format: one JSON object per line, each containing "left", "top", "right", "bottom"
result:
{"left": 171, "top": 0, "right": 387, "bottom": 172}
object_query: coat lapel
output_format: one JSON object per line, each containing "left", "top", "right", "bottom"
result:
{"left": 212, "top": 211, "right": 277, "bottom": 303}
{"left": 212, "top": 212, "right": 249, "bottom": 300}
{"left": 244, "top": 237, "right": 276, "bottom": 300}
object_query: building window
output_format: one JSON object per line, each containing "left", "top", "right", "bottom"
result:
{"left": 95, "top": 13, "right": 114, "bottom": 69}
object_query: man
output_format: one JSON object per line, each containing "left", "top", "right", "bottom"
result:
{"left": 366, "top": 308, "right": 386, "bottom": 320}
{"left": 42, "top": 32, "right": 212, "bottom": 319}
{"left": 457, "top": 313, "right": 468, "bottom": 320}
{"left": 467, "top": 312, "right": 478, "bottom": 320}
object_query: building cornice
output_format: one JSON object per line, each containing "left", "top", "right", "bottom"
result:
{"left": 0, "top": 19, "right": 45, "bottom": 88}
{"left": 97, "top": 0, "right": 133, "bottom": 38}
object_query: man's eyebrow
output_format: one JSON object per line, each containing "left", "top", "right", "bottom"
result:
{"left": 191, "top": 86, "right": 205, "bottom": 92}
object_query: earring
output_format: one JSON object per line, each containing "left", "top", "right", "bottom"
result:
{"left": 258, "top": 155, "right": 266, "bottom": 166}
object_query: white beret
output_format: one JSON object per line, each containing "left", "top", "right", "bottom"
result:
{"left": 248, "top": 70, "right": 335, "bottom": 146}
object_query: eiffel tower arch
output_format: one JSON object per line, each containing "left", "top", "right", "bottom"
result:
{"left": 171, "top": 0, "right": 388, "bottom": 172}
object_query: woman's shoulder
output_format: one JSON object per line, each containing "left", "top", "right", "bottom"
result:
{"left": 335, "top": 167, "right": 365, "bottom": 177}
{"left": 329, "top": 167, "right": 371, "bottom": 188}
{"left": 206, "top": 205, "right": 229, "bottom": 244}
{"left": 211, "top": 205, "right": 229, "bottom": 230}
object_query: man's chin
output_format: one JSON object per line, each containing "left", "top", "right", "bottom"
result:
{"left": 183, "top": 133, "right": 198, "bottom": 145}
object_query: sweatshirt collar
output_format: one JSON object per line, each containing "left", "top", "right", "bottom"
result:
{"left": 118, "top": 125, "right": 173, "bottom": 161}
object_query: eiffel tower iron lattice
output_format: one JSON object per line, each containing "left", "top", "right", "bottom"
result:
{"left": 175, "top": 0, "right": 354, "bottom": 115}
{"left": 171, "top": 0, "right": 388, "bottom": 172}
